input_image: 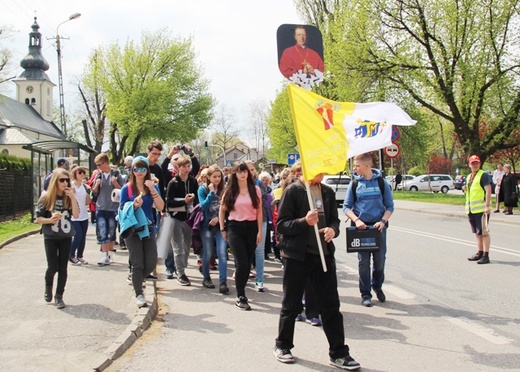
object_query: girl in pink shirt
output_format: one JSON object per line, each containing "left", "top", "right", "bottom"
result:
{"left": 219, "top": 162, "right": 262, "bottom": 310}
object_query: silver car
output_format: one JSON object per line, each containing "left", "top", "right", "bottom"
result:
{"left": 321, "top": 174, "right": 351, "bottom": 204}
{"left": 398, "top": 174, "right": 454, "bottom": 193}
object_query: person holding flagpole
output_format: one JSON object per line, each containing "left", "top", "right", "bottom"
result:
{"left": 273, "top": 171, "right": 360, "bottom": 370}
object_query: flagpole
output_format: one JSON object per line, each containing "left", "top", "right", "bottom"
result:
{"left": 304, "top": 181, "right": 328, "bottom": 272}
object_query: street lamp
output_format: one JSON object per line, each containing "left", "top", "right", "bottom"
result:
{"left": 205, "top": 141, "right": 226, "bottom": 167}
{"left": 56, "top": 12, "right": 81, "bottom": 137}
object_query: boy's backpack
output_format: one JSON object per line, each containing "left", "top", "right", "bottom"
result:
{"left": 351, "top": 177, "right": 385, "bottom": 202}
{"left": 42, "top": 171, "right": 53, "bottom": 191}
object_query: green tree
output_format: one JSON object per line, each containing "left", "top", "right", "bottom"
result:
{"left": 81, "top": 29, "right": 214, "bottom": 164}
{"left": 296, "top": 0, "right": 520, "bottom": 164}
{"left": 266, "top": 86, "right": 298, "bottom": 163}
{"left": 78, "top": 51, "right": 108, "bottom": 159}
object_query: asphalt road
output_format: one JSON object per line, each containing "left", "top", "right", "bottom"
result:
{"left": 106, "top": 205, "right": 520, "bottom": 371}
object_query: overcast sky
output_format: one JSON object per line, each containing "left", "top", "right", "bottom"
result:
{"left": 1, "top": 0, "right": 303, "bottom": 139}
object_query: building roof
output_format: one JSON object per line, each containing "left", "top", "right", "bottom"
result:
{"left": 0, "top": 94, "right": 64, "bottom": 139}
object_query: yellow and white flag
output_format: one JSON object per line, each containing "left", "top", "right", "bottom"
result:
{"left": 288, "top": 84, "right": 416, "bottom": 181}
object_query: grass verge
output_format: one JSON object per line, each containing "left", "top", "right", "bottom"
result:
{"left": 392, "top": 190, "right": 466, "bottom": 205}
{"left": 0, "top": 213, "right": 40, "bottom": 246}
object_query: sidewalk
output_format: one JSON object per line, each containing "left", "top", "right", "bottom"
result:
{"left": 0, "top": 226, "right": 157, "bottom": 372}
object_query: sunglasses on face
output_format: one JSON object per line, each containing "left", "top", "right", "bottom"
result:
{"left": 237, "top": 169, "right": 248, "bottom": 174}
{"left": 76, "top": 170, "right": 86, "bottom": 175}
{"left": 58, "top": 178, "right": 70, "bottom": 185}
{"left": 133, "top": 167, "right": 147, "bottom": 173}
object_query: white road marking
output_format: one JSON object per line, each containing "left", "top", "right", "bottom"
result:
{"left": 446, "top": 317, "right": 515, "bottom": 345}
{"left": 392, "top": 226, "right": 520, "bottom": 258}
{"left": 337, "top": 263, "right": 415, "bottom": 300}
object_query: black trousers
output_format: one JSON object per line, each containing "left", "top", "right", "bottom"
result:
{"left": 227, "top": 220, "right": 258, "bottom": 298}
{"left": 44, "top": 238, "right": 71, "bottom": 296}
{"left": 275, "top": 253, "right": 350, "bottom": 359}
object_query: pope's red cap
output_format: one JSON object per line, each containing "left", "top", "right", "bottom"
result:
{"left": 468, "top": 155, "right": 481, "bottom": 163}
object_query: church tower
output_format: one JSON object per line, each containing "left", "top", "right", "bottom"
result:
{"left": 13, "top": 17, "right": 56, "bottom": 123}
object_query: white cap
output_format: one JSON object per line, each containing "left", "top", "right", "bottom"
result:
{"left": 124, "top": 156, "right": 134, "bottom": 164}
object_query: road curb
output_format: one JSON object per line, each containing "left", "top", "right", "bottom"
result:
{"left": 0, "top": 228, "right": 40, "bottom": 250}
{"left": 93, "top": 277, "right": 158, "bottom": 371}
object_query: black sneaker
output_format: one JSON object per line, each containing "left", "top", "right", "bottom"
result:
{"left": 54, "top": 295, "right": 66, "bottom": 309}
{"left": 177, "top": 274, "right": 191, "bottom": 286}
{"left": 202, "top": 278, "right": 215, "bottom": 289}
{"left": 375, "top": 289, "right": 386, "bottom": 302}
{"left": 219, "top": 282, "right": 230, "bottom": 294}
{"left": 273, "top": 347, "right": 294, "bottom": 363}
{"left": 44, "top": 286, "right": 52, "bottom": 303}
{"left": 329, "top": 355, "right": 361, "bottom": 370}
{"left": 477, "top": 256, "right": 490, "bottom": 264}
{"left": 146, "top": 274, "right": 158, "bottom": 280}
{"left": 235, "top": 296, "right": 251, "bottom": 310}
{"left": 468, "top": 252, "right": 483, "bottom": 261}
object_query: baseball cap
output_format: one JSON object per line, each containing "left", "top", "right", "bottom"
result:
{"left": 468, "top": 155, "right": 481, "bottom": 163}
{"left": 124, "top": 156, "right": 134, "bottom": 164}
{"left": 57, "top": 158, "right": 67, "bottom": 166}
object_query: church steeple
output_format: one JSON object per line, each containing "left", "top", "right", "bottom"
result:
{"left": 18, "top": 17, "right": 51, "bottom": 81}
{"left": 13, "top": 17, "right": 56, "bottom": 122}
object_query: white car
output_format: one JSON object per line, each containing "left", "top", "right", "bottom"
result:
{"left": 385, "top": 174, "right": 415, "bottom": 190}
{"left": 321, "top": 174, "right": 351, "bottom": 204}
{"left": 398, "top": 174, "right": 454, "bottom": 193}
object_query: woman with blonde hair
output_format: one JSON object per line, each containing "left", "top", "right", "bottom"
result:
{"left": 35, "top": 168, "right": 79, "bottom": 309}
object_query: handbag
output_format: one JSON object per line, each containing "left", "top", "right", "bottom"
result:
{"left": 346, "top": 226, "right": 381, "bottom": 253}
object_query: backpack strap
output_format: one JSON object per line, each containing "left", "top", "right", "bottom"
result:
{"left": 126, "top": 182, "right": 133, "bottom": 199}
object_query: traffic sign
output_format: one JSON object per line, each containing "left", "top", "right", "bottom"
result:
{"left": 384, "top": 143, "right": 400, "bottom": 158}
{"left": 287, "top": 153, "right": 300, "bottom": 165}
{"left": 391, "top": 126, "right": 400, "bottom": 142}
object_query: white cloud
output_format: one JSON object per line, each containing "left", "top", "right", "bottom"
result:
{"left": 2, "top": 0, "right": 302, "bottom": 125}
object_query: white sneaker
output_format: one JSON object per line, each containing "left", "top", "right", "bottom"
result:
{"left": 77, "top": 257, "right": 88, "bottom": 265}
{"left": 136, "top": 294, "right": 147, "bottom": 308}
{"left": 255, "top": 281, "right": 264, "bottom": 292}
{"left": 97, "top": 254, "right": 110, "bottom": 266}
{"left": 108, "top": 252, "right": 115, "bottom": 263}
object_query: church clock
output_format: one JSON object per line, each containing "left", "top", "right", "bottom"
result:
{"left": 26, "top": 85, "right": 34, "bottom": 94}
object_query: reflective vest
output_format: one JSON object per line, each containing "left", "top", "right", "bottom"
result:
{"left": 465, "top": 170, "right": 485, "bottom": 214}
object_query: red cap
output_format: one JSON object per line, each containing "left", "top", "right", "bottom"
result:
{"left": 468, "top": 155, "right": 481, "bottom": 163}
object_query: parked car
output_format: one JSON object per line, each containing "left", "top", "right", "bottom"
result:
{"left": 454, "top": 175, "right": 466, "bottom": 190}
{"left": 398, "top": 174, "right": 454, "bottom": 193}
{"left": 385, "top": 174, "right": 415, "bottom": 190}
{"left": 321, "top": 174, "right": 351, "bottom": 204}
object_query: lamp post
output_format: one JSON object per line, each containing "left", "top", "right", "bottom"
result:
{"left": 205, "top": 141, "right": 226, "bottom": 167}
{"left": 56, "top": 12, "right": 81, "bottom": 137}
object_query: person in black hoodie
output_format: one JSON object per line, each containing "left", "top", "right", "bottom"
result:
{"left": 165, "top": 156, "right": 199, "bottom": 286}
{"left": 273, "top": 172, "right": 360, "bottom": 370}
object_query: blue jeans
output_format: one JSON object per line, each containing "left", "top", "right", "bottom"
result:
{"left": 95, "top": 210, "right": 117, "bottom": 244}
{"left": 254, "top": 221, "right": 267, "bottom": 283}
{"left": 358, "top": 227, "right": 387, "bottom": 298}
{"left": 70, "top": 220, "right": 89, "bottom": 258}
{"left": 201, "top": 225, "right": 227, "bottom": 284}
